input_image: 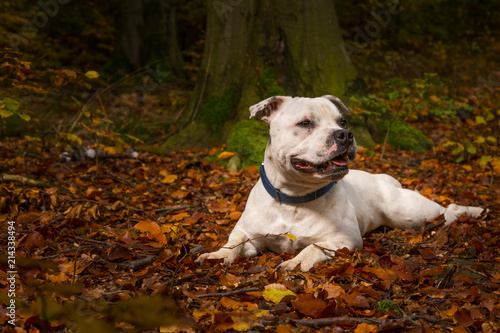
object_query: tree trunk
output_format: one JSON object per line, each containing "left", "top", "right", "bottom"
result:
{"left": 162, "top": 0, "right": 357, "bottom": 150}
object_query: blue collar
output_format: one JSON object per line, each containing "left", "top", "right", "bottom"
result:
{"left": 260, "top": 163, "right": 336, "bottom": 204}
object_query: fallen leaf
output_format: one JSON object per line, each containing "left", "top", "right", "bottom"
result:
{"left": 454, "top": 308, "right": 473, "bottom": 327}
{"left": 262, "top": 285, "right": 295, "bottom": 304}
{"left": 292, "top": 294, "right": 327, "bottom": 318}
{"left": 134, "top": 220, "right": 161, "bottom": 234}
{"left": 354, "top": 323, "right": 378, "bottom": 333}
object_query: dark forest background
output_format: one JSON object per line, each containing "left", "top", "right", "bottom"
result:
{"left": 1, "top": 0, "right": 498, "bottom": 148}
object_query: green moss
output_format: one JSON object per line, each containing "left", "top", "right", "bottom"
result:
{"left": 199, "top": 87, "right": 238, "bottom": 131}
{"left": 259, "top": 68, "right": 285, "bottom": 99}
{"left": 376, "top": 300, "right": 400, "bottom": 314}
{"left": 378, "top": 120, "right": 434, "bottom": 152}
{"left": 227, "top": 120, "right": 269, "bottom": 169}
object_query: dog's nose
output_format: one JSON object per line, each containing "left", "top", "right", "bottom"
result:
{"left": 333, "top": 129, "right": 354, "bottom": 144}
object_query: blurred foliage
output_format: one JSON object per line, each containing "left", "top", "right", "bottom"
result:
{"left": 336, "top": 0, "right": 500, "bottom": 87}
{"left": 358, "top": 73, "right": 499, "bottom": 165}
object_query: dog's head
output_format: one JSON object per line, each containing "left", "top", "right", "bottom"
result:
{"left": 249, "top": 95, "right": 357, "bottom": 181}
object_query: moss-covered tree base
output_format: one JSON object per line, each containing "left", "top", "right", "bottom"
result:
{"left": 227, "top": 120, "right": 269, "bottom": 169}
{"left": 379, "top": 120, "right": 434, "bottom": 152}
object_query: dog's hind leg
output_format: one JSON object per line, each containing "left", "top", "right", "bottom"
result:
{"left": 384, "top": 188, "right": 486, "bottom": 229}
{"left": 382, "top": 188, "right": 446, "bottom": 229}
{"left": 444, "top": 204, "right": 486, "bottom": 225}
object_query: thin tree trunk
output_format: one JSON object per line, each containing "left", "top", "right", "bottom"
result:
{"left": 119, "top": 0, "right": 185, "bottom": 79}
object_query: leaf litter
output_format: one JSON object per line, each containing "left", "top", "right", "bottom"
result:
{"left": 0, "top": 122, "right": 498, "bottom": 332}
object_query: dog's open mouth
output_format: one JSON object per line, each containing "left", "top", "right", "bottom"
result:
{"left": 291, "top": 153, "right": 350, "bottom": 175}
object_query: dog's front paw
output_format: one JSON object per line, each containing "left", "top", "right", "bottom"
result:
{"left": 278, "top": 259, "right": 314, "bottom": 272}
{"left": 196, "top": 251, "right": 233, "bottom": 266}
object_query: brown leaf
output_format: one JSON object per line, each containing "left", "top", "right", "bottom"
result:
{"left": 108, "top": 245, "right": 132, "bottom": 261}
{"left": 292, "top": 294, "right": 327, "bottom": 318}
{"left": 454, "top": 308, "right": 474, "bottom": 327}
{"left": 420, "top": 248, "right": 436, "bottom": 260}
{"left": 341, "top": 289, "right": 370, "bottom": 308}
{"left": 117, "top": 230, "right": 133, "bottom": 245}
{"left": 323, "top": 283, "right": 345, "bottom": 299}
{"left": 24, "top": 231, "right": 44, "bottom": 248}
{"left": 17, "top": 211, "right": 41, "bottom": 224}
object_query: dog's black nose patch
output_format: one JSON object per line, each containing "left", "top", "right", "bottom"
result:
{"left": 333, "top": 129, "right": 354, "bottom": 145}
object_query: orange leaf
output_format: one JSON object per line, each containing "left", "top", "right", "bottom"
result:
{"left": 228, "top": 211, "right": 242, "bottom": 220}
{"left": 363, "top": 266, "right": 398, "bottom": 289}
{"left": 323, "top": 283, "right": 345, "bottom": 299}
{"left": 161, "top": 174, "right": 178, "bottom": 184}
{"left": 171, "top": 212, "right": 188, "bottom": 221}
{"left": 172, "top": 190, "right": 190, "bottom": 199}
{"left": 134, "top": 220, "right": 161, "bottom": 234}
{"left": 440, "top": 305, "right": 459, "bottom": 318}
{"left": 220, "top": 273, "right": 241, "bottom": 288}
{"left": 46, "top": 272, "right": 69, "bottom": 283}
{"left": 354, "top": 323, "right": 378, "bottom": 333}
{"left": 429, "top": 95, "right": 441, "bottom": 102}
{"left": 216, "top": 151, "right": 235, "bottom": 161}
{"left": 220, "top": 297, "right": 258, "bottom": 310}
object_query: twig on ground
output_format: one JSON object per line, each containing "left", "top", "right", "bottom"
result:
{"left": 0, "top": 173, "right": 53, "bottom": 187}
{"left": 76, "top": 237, "right": 112, "bottom": 247}
{"left": 32, "top": 247, "right": 89, "bottom": 260}
{"left": 117, "top": 255, "right": 156, "bottom": 271}
{"left": 406, "top": 315, "right": 453, "bottom": 324}
{"left": 291, "top": 317, "right": 381, "bottom": 327}
{"left": 260, "top": 314, "right": 453, "bottom": 328}
{"left": 126, "top": 205, "right": 190, "bottom": 214}
{"left": 196, "top": 287, "right": 260, "bottom": 299}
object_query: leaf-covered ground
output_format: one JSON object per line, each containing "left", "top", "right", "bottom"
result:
{"left": 0, "top": 118, "right": 498, "bottom": 332}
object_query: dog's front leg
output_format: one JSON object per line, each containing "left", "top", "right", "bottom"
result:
{"left": 196, "top": 228, "right": 258, "bottom": 266}
{"left": 279, "top": 237, "right": 361, "bottom": 272}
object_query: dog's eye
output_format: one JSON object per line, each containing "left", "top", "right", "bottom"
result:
{"left": 297, "top": 119, "right": 313, "bottom": 128}
{"left": 339, "top": 119, "right": 348, "bottom": 128}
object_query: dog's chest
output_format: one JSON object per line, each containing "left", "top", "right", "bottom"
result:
{"left": 250, "top": 202, "right": 332, "bottom": 253}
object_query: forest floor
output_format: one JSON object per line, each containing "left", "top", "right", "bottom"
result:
{"left": 0, "top": 110, "right": 498, "bottom": 332}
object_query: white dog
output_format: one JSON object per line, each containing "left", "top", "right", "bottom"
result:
{"left": 196, "top": 95, "right": 486, "bottom": 271}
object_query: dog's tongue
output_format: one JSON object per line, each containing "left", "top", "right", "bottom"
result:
{"left": 331, "top": 158, "right": 347, "bottom": 166}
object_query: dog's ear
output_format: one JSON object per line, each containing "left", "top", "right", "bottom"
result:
{"left": 249, "top": 96, "right": 290, "bottom": 124}
{"left": 322, "top": 95, "right": 350, "bottom": 115}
